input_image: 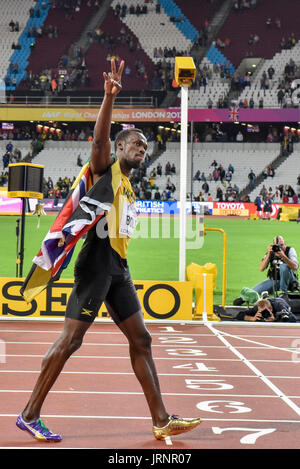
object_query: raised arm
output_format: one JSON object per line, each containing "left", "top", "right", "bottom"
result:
{"left": 90, "top": 58, "right": 124, "bottom": 182}
{"left": 259, "top": 244, "right": 272, "bottom": 271}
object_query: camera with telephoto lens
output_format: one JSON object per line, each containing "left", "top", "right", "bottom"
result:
{"left": 272, "top": 244, "right": 281, "bottom": 252}
{"left": 275, "top": 309, "right": 290, "bottom": 322}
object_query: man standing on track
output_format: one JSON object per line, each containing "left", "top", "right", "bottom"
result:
{"left": 16, "top": 59, "right": 202, "bottom": 442}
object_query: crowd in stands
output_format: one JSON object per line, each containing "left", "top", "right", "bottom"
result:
{"left": 130, "top": 157, "right": 178, "bottom": 202}
{"left": 153, "top": 46, "right": 188, "bottom": 60}
{"left": 41, "top": 150, "right": 300, "bottom": 205}
{"left": 192, "top": 156, "right": 300, "bottom": 205}
{"left": 18, "top": 60, "right": 91, "bottom": 93}
{"left": 7, "top": 0, "right": 101, "bottom": 92}
{"left": 4, "top": 0, "right": 300, "bottom": 107}
{"left": 233, "top": 0, "right": 258, "bottom": 12}
{"left": 255, "top": 183, "right": 299, "bottom": 206}
{"left": 86, "top": 28, "right": 152, "bottom": 88}
{"left": 0, "top": 140, "right": 24, "bottom": 187}
{"left": 196, "top": 60, "right": 232, "bottom": 86}
{"left": 15, "top": 7, "right": 187, "bottom": 94}
{"left": 280, "top": 32, "right": 297, "bottom": 51}
{"left": 0, "top": 112, "right": 300, "bottom": 203}
{"left": 229, "top": 55, "right": 300, "bottom": 110}
{"left": 193, "top": 19, "right": 211, "bottom": 49}
{"left": 43, "top": 174, "right": 75, "bottom": 199}
{"left": 193, "top": 159, "right": 240, "bottom": 203}
{"left": 50, "top": 0, "right": 100, "bottom": 13}
{"left": 113, "top": 2, "right": 160, "bottom": 17}
{"left": 8, "top": 20, "right": 19, "bottom": 33}
{"left": 26, "top": 22, "right": 59, "bottom": 41}
{"left": 276, "top": 58, "right": 300, "bottom": 107}
{"left": 1, "top": 125, "right": 300, "bottom": 205}
{"left": 0, "top": 120, "right": 296, "bottom": 145}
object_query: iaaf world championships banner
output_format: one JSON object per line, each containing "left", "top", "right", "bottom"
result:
{"left": 1, "top": 107, "right": 300, "bottom": 122}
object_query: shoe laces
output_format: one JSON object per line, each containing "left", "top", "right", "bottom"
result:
{"left": 36, "top": 418, "right": 50, "bottom": 434}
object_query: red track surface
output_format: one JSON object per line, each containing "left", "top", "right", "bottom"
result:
{"left": 1, "top": 320, "right": 300, "bottom": 450}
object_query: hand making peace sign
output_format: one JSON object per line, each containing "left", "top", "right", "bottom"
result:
{"left": 103, "top": 58, "right": 125, "bottom": 96}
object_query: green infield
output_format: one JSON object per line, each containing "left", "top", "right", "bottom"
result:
{"left": 0, "top": 213, "right": 299, "bottom": 305}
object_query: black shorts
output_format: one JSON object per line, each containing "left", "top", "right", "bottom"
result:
{"left": 65, "top": 268, "right": 141, "bottom": 325}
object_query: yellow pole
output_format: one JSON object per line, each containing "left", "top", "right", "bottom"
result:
{"left": 204, "top": 227, "right": 227, "bottom": 307}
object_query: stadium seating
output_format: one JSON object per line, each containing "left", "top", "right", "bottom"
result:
{"left": 206, "top": 44, "right": 235, "bottom": 75}
{"left": 0, "top": 136, "right": 297, "bottom": 204}
{"left": 30, "top": 140, "right": 92, "bottom": 182}
{"left": 216, "top": 0, "right": 300, "bottom": 68}
{"left": 145, "top": 141, "right": 281, "bottom": 200}
{"left": 0, "top": 139, "right": 32, "bottom": 155}
{"left": 1, "top": 0, "right": 297, "bottom": 103}
{"left": 24, "top": 1, "right": 98, "bottom": 75}
{"left": 0, "top": 0, "right": 38, "bottom": 84}
{"left": 111, "top": 0, "right": 193, "bottom": 64}
{"left": 175, "top": 0, "right": 221, "bottom": 33}
{"left": 250, "top": 144, "right": 300, "bottom": 200}
{"left": 236, "top": 40, "right": 300, "bottom": 108}
{"left": 84, "top": 7, "right": 155, "bottom": 91}
{"left": 29, "top": 139, "right": 155, "bottom": 185}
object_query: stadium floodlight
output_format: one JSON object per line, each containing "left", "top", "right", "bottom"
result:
{"left": 175, "top": 57, "right": 196, "bottom": 281}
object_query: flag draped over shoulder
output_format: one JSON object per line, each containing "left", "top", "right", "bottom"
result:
{"left": 21, "top": 159, "right": 122, "bottom": 303}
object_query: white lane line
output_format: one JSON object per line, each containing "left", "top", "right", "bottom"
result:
{"left": 0, "top": 354, "right": 240, "bottom": 360}
{"left": 3, "top": 328, "right": 300, "bottom": 341}
{"left": 2, "top": 369, "right": 300, "bottom": 380}
{"left": 2, "top": 340, "right": 299, "bottom": 351}
{"left": 0, "top": 389, "right": 277, "bottom": 396}
{"left": 205, "top": 322, "right": 300, "bottom": 418}
{"left": 0, "top": 341, "right": 226, "bottom": 348}
{"left": 0, "top": 390, "right": 296, "bottom": 398}
{"left": 1, "top": 353, "right": 297, "bottom": 362}
{"left": 0, "top": 370, "right": 258, "bottom": 377}
{"left": 2, "top": 389, "right": 300, "bottom": 399}
{"left": 211, "top": 328, "right": 296, "bottom": 353}
{"left": 0, "top": 329, "right": 213, "bottom": 337}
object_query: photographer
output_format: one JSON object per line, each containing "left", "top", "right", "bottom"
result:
{"left": 252, "top": 236, "right": 299, "bottom": 295}
{"left": 234, "top": 236, "right": 298, "bottom": 306}
{"left": 236, "top": 297, "right": 297, "bottom": 322}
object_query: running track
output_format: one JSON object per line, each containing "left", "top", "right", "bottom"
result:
{"left": 1, "top": 319, "right": 300, "bottom": 450}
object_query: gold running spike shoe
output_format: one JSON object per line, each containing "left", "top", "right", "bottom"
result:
{"left": 153, "top": 415, "right": 202, "bottom": 440}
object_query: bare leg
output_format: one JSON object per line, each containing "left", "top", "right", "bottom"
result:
{"left": 22, "top": 318, "right": 91, "bottom": 422}
{"left": 115, "top": 309, "right": 169, "bottom": 428}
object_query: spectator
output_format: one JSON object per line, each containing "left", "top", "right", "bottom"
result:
{"left": 165, "top": 161, "right": 171, "bottom": 175}
{"left": 154, "top": 188, "right": 161, "bottom": 200}
{"left": 236, "top": 130, "right": 243, "bottom": 142}
{"left": 248, "top": 169, "right": 256, "bottom": 189}
{"left": 194, "top": 170, "right": 201, "bottom": 181}
{"left": 202, "top": 181, "right": 209, "bottom": 194}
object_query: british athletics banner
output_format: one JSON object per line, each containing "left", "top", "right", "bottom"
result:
{"left": 1, "top": 197, "right": 298, "bottom": 219}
